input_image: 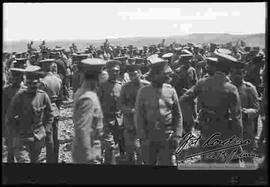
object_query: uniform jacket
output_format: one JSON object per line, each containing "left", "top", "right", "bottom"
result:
{"left": 135, "top": 83, "right": 183, "bottom": 140}
{"left": 40, "top": 72, "right": 62, "bottom": 117}
{"left": 174, "top": 65, "right": 198, "bottom": 96}
{"left": 2, "top": 84, "right": 26, "bottom": 136}
{"left": 72, "top": 89, "right": 103, "bottom": 163}
{"left": 5, "top": 89, "right": 54, "bottom": 141}
{"left": 119, "top": 79, "right": 150, "bottom": 130}
{"left": 180, "top": 71, "right": 243, "bottom": 139}
{"left": 98, "top": 79, "right": 123, "bottom": 126}
{"left": 235, "top": 81, "right": 260, "bottom": 135}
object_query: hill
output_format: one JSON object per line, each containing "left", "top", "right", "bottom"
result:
{"left": 3, "top": 33, "right": 265, "bottom": 53}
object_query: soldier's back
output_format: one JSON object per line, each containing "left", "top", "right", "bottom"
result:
{"left": 197, "top": 72, "right": 238, "bottom": 115}
{"left": 41, "top": 73, "right": 62, "bottom": 98}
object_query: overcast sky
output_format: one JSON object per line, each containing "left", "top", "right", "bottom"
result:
{"left": 3, "top": 3, "right": 266, "bottom": 41}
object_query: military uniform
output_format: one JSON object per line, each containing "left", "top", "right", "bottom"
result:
{"left": 98, "top": 79, "right": 123, "bottom": 164}
{"left": 135, "top": 58, "right": 183, "bottom": 166}
{"left": 236, "top": 81, "right": 259, "bottom": 161}
{"left": 173, "top": 61, "right": 197, "bottom": 136}
{"left": 192, "top": 53, "right": 206, "bottom": 79}
{"left": 71, "top": 54, "right": 89, "bottom": 94}
{"left": 98, "top": 60, "right": 124, "bottom": 164}
{"left": 180, "top": 57, "right": 243, "bottom": 163}
{"left": 173, "top": 56, "right": 198, "bottom": 97}
{"left": 245, "top": 55, "right": 264, "bottom": 94}
{"left": 120, "top": 75, "right": 150, "bottom": 164}
{"left": 39, "top": 59, "right": 62, "bottom": 163}
{"left": 135, "top": 83, "right": 183, "bottom": 165}
{"left": 230, "top": 61, "right": 260, "bottom": 163}
{"left": 2, "top": 68, "right": 26, "bottom": 163}
{"left": 72, "top": 90, "right": 103, "bottom": 164}
{"left": 5, "top": 66, "right": 54, "bottom": 163}
{"left": 71, "top": 58, "right": 106, "bottom": 164}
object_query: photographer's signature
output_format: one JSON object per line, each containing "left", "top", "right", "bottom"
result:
{"left": 175, "top": 132, "right": 259, "bottom": 163}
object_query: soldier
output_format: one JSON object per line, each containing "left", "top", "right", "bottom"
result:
{"left": 180, "top": 54, "right": 243, "bottom": 164}
{"left": 5, "top": 65, "right": 54, "bottom": 163}
{"left": 72, "top": 54, "right": 89, "bottom": 94}
{"left": 230, "top": 61, "right": 260, "bottom": 163}
{"left": 2, "top": 67, "right": 26, "bottom": 162}
{"left": 171, "top": 47, "right": 182, "bottom": 68}
{"left": 231, "top": 46, "right": 242, "bottom": 61}
{"left": 119, "top": 64, "right": 150, "bottom": 164}
{"left": 245, "top": 54, "right": 264, "bottom": 95}
{"left": 205, "top": 43, "right": 218, "bottom": 57}
{"left": 192, "top": 45, "right": 206, "bottom": 79}
{"left": 98, "top": 68, "right": 109, "bottom": 85}
{"left": 72, "top": 58, "right": 105, "bottom": 164}
{"left": 135, "top": 58, "right": 183, "bottom": 166}
{"left": 170, "top": 54, "right": 197, "bottom": 136}
{"left": 173, "top": 54, "right": 198, "bottom": 97}
{"left": 162, "top": 53, "right": 174, "bottom": 65}
{"left": 50, "top": 52, "right": 69, "bottom": 101}
{"left": 39, "top": 59, "right": 62, "bottom": 163}
{"left": 98, "top": 60, "right": 124, "bottom": 164}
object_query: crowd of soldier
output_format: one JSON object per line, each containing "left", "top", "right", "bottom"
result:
{"left": 2, "top": 40, "right": 266, "bottom": 167}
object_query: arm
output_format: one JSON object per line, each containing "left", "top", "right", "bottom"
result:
{"left": 134, "top": 87, "right": 146, "bottom": 139}
{"left": 43, "top": 93, "right": 54, "bottom": 133}
{"left": 228, "top": 86, "right": 243, "bottom": 138}
{"left": 172, "top": 88, "right": 183, "bottom": 137}
{"left": 180, "top": 81, "right": 200, "bottom": 103}
{"left": 242, "top": 85, "right": 260, "bottom": 119}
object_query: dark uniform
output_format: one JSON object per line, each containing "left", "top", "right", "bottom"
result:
{"left": 98, "top": 60, "right": 124, "bottom": 164}
{"left": 39, "top": 59, "right": 62, "bottom": 163}
{"left": 180, "top": 55, "right": 243, "bottom": 164}
{"left": 245, "top": 55, "right": 264, "bottom": 95}
{"left": 72, "top": 58, "right": 105, "bottom": 164}
{"left": 135, "top": 58, "right": 183, "bottom": 166}
{"left": 5, "top": 66, "right": 54, "bottom": 163}
{"left": 2, "top": 68, "right": 26, "bottom": 162}
{"left": 230, "top": 61, "right": 260, "bottom": 163}
{"left": 173, "top": 54, "right": 198, "bottom": 136}
{"left": 173, "top": 54, "right": 198, "bottom": 97}
{"left": 119, "top": 64, "right": 150, "bottom": 164}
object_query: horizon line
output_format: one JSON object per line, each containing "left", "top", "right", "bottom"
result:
{"left": 3, "top": 32, "right": 265, "bottom": 43}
